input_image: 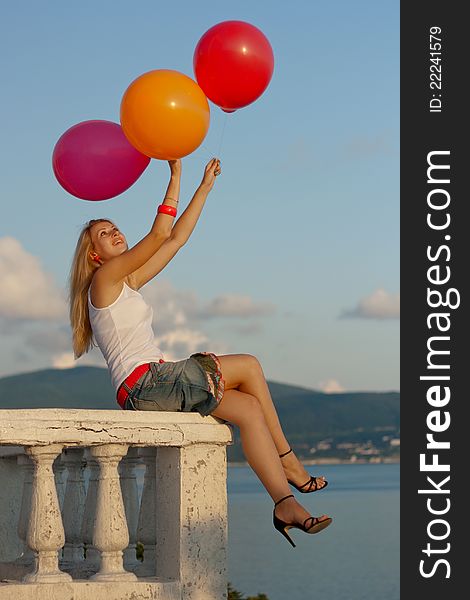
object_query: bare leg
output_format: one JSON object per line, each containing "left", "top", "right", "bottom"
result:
{"left": 211, "top": 388, "right": 329, "bottom": 525}
{"left": 216, "top": 354, "right": 326, "bottom": 490}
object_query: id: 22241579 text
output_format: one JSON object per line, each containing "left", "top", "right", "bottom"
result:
{"left": 429, "top": 26, "right": 443, "bottom": 113}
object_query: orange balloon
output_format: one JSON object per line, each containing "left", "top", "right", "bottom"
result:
{"left": 120, "top": 69, "right": 210, "bottom": 159}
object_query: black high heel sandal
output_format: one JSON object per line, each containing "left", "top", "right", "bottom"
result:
{"left": 279, "top": 447, "right": 329, "bottom": 493}
{"left": 273, "top": 494, "right": 332, "bottom": 548}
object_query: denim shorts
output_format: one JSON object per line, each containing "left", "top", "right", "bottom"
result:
{"left": 122, "top": 352, "right": 225, "bottom": 417}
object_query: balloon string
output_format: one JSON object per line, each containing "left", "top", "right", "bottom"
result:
{"left": 216, "top": 111, "right": 229, "bottom": 158}
{"left": 194, "top": 110, "right": 230, "bottom": 160}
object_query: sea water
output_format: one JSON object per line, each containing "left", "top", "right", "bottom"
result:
{"left": 226, "top": 463, "right": 399, "bottom": 600}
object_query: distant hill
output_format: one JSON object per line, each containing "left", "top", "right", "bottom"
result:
{"left": 0, "top": 367, "right": 116, "bottom": 409}
{"left": 266, "top": 381, "right": 399, "bottom": 439}
{"left": 0, "top": 367, "right": 400, "bottom": 462}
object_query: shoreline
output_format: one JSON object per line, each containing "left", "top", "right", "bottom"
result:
{"left": 228, "top": 457, "right": 400, "bottom": 467}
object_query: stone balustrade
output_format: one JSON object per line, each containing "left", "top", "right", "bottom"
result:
{"left": 0, "top": 408, "right": 233, "bottom": 600}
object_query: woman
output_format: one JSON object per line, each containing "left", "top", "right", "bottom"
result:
{"left": 68, "top": 157, "right": 332, "bottom": 547}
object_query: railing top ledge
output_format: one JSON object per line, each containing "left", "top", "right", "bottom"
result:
{"left": 0, "top": 408, "right": 233, "bottom": 447}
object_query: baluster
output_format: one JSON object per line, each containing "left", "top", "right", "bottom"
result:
{"left": 16, "top": 454, "right": 35, "bottom": 567}
{"left": 22, "top": 444, "right": 72, "bottom": 583}
{"left": 60, "top": 447, "right": 86, "bottom": 575}
{"left": 80, "top": 450, "right": 101, "bottom": 576}
{"left": 119, "top": 447, "right": 141, "bottom": 571}
{"left": 89, "top": 444, "right": 137, "bottom": 581}
{"left": 134, "top": 447, "right": 157, "bottom": 576}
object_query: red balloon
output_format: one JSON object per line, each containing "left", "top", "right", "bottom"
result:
{"left": 52, "top": 120, "right": 150, "bottom": 201}
{"left": 193, "top": 20, "right": 274, "bottom": 112}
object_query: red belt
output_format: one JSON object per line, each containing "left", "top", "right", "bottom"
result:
{"left": 117, "top": 359, "right": 164, "bottom": 409}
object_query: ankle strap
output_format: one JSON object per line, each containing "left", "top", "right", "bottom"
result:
{"left": 274, "top": 494, "right": 294, "bottom": 507}
{"left": 279, "top": 448, "right": 292, "bottom": 458}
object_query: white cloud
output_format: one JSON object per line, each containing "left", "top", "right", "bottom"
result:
{"left": 52, "top": 352, "right": 76, "bottom": 369}
{"left": 24, "top": 327, "right": 71, "bottom": 353}
{"left": 141, "top": 279, "right": 199, "bottom": 334}
{"left": 52, "top": 348, "right": 106, "bottom": 370}
{"left": 200, "top": 294, "right": 275, "bottom": 318}
{"left": 155, "top": 328, "right": 210, "bottom": 361}
{"left": 0, "top": 237, "right": 67, "bottom": 321}
{"left": 79, "top": 349, "right": 107, "bottom": 368}
{"left": 142, "top": 279, "right": 275, "bottom": 324}
{"left": 341, "top": 288, "right": 400, "bottom": 320}
{"left": 144, "top": 281, "right": 268, "bottom": 357}
{"left": 318, "top": 379, "right": 345, "bottom": 393}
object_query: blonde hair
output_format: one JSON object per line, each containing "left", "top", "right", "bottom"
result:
{"left": 68, "top": 218, "right": 113, "bottom": 359}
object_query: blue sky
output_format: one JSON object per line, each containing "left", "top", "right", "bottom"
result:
{"left": 0, "top": 0, "right": 399, "bottom": 392}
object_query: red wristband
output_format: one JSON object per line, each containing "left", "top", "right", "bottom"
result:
{"left": 158, "top": 204, "right": 177, "bottom": 217}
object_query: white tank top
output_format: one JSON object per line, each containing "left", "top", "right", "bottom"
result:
{"left": 88, "top": 281, "right": 164, "bottom": 391}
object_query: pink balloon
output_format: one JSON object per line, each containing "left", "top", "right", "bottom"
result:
{"left": 52, "top": 120, "right": 151, "bottom": 201}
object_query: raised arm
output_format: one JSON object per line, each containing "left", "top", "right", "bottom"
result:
{"left": 97, "top": 160, "right": 182, "bottom": 285}
{"left": 159, "top": 158, "right": 181, "bottom": 213}
{"left": 130, "top": 158, "right": 221, "bottom": 289}
{"left": 170, "top": 158, "right": 220, "bottom": 245}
